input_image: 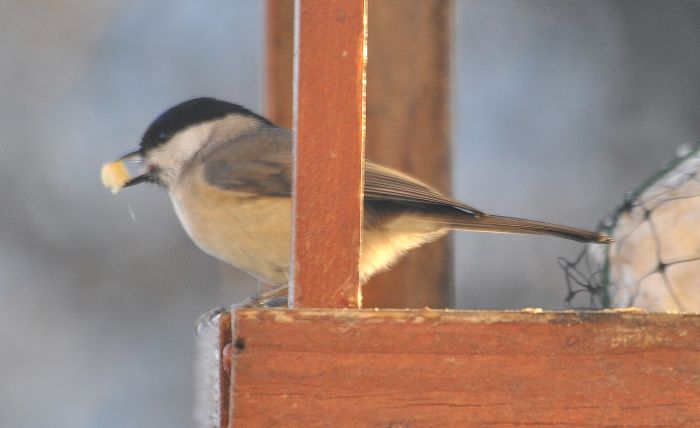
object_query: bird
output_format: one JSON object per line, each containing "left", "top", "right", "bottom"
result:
{"left": 104, "top": 97, "right": 611, "bottom": 303}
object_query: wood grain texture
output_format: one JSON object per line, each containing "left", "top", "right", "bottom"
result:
{"left": 267, "top": 0, "right": 453, "bottom": 307}
{"left": 262, "top": 0, "right": 295, "bottom": 293}
{"left": 293, "top": 0, "right": 367, "bottom": 308}
{"left": 218, "top": 312, "right": 231, "bottom": 428}
{"left": 363, "top": 0, "right": 454, "bottom": 309}
{"left": 266, "top": 0, "right": 294, "bottom": 128}
{"left": 230, "top": 309, "right": 700, "bottom": 427}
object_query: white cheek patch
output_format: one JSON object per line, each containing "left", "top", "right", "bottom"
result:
{"left": 149, "top": 122, "right": 217, "bottom": 177}
{"left": 146, "top": 115, "right": 263, "bottom": 186}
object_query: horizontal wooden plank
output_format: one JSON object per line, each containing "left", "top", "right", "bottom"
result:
{"left": 229, "top": 309, "right": 700, "bottom": 426}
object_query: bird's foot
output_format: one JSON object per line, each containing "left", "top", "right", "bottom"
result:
{"left": 241, "top": 284, "right": 289, "bottom": 308}
{"left": 195, "top": 285, "right": 289, "bottom": 334}
{"left": 195, "top": 306, "right": 230, "bottom": 335}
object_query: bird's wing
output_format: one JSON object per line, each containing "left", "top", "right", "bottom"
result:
{"left": 364, "top": 161, "right": 484, "bottom": 216}
{"left": 202, "top": 127, "right": 293, "bottom": 196}
{"left": 203, "top": 128, "right": 481, "bottom": 215}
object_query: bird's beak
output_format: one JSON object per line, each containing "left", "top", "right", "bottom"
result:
{"left": 118, "top": 149, "right": 153, "bottom": 188}
{"left": 118, "top": 149, "right": 142, "bottom": 162}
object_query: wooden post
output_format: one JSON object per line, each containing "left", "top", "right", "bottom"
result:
{"left": 266, "top": 0, "right": 295, "bottom": 128}
{"left": 363, "top": 0, "right": 455, "bottom": 308}
{"left": 266, "top": 0, "right": 454, "bottom": 308}
{"left": 291, "top": 0, "right": 368, "bottom": 308}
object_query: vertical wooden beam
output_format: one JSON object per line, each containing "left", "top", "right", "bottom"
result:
{"left": 262, "top": 0, "right": 295, "bottom": 294}
{"left": 266, "top": 0, "right": 295, "bottom": 128}
{"left": 217, "top": 314, "right": 231, "bottom": 428}
{"left": 363, "top": 0, "right": 455, "bottom": 308}
{"left": 292, "top": 0, "right": 368, "bottom": 308}
{"left": 271, "top": 1, "right": 453, "bottom": 307}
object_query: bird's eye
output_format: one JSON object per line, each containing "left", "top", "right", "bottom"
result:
{"left": 157, "top": 131, "right": 171, "bottom": 142}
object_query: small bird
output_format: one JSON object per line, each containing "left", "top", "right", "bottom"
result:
{"left": 106, "top": 97, "right": 611, "bottom": 296}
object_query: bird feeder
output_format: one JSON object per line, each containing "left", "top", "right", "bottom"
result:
{"left": 195, "top": 1, "right": 700, "bottom": 426}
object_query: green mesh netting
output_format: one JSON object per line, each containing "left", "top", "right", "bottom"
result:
{"left": 561, "top": 143, "right": 700, "bottom": 311}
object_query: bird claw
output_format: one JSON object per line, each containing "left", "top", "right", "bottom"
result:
{"left": 195, "top": 306, "right": 229, "bottom": 335}
{"left": 195, "top": 285, "right": 290, "bottom": 334}
{"left": 242, "top": 285, "right": 289, "bottom": 308}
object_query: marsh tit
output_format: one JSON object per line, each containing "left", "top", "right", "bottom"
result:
{"left": 107, "top": 97, "right": 610, "bottom": 292}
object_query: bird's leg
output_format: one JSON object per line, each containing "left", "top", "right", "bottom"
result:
{"left": 195, "top": 284, "right": 289, "bottom": 334}
{"left": 243, "top": 284, "right": 289, "bottom": 308}
{"left": 195, "top": 306, "right": 229, "bottom": 335}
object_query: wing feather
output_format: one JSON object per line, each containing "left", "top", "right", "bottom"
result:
{"left": 364, "top": 161, "right": 483, "bottom": 216}
{"left": 203, "top": 127, "right": 292, "bottom": 196}
{"left": 203, "top": 127, "right": 481, "bottom": 217}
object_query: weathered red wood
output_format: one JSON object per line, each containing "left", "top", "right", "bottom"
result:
{"left": 266, "top": 0, "right": 294, "bottom": 128}
{"left": 217, "top": 312, "right": 231, "bottom": 428}
{"left": 260, "top": 0, "right": 295, "bottom": 294}
{"left": 230, "top": 309, "right": 700, "bottom": 426}
{"left": 363, "top": 0, "right": 454, "bottom": 308}
{"left": 292, "top": 0, "right": 367, "bottom": 308}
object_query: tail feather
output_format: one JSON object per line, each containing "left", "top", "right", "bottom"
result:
{"left": 438, "top": 214, "right": 612, "bottom": 244}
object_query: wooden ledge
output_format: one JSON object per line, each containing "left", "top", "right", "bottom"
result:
{"left": 218, "top": 309, "right": 700, "bottom": 427}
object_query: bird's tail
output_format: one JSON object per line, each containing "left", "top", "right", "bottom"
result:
{"left": 437, "top": 214, "right": 612, "bottom": 243}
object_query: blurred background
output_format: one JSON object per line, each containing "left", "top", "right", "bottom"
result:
{"left": 1, "top": 0, "right": 699, "bottom": 426}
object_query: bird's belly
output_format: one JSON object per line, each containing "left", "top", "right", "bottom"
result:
{"left": 169, "top": 176, "right": 448, "bottom": 286}
{"left": 170, "top": 189, "right": 292, "bottom": 285}
{"left": 359, "top": 213, "right": 448, "bottom": 283}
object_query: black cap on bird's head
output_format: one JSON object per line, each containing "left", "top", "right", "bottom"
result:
{"left": 120, "top": 97, "right": 272, "bottom": 188}
{"left": 140, "top": 97, "right": 272, "bottom": 153}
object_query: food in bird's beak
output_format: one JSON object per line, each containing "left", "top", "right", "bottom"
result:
{"left": 101, "top": 160, "right": 131, "bottom": 194}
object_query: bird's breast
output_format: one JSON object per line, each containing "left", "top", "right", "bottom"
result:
{"left": 168, "top": 173, "right": 293, "bottom": 285}
{"left": 166, "top": 171, "right": 451, "bottom": 286}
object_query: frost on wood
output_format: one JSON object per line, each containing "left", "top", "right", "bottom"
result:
{"left": 194, "top": 310, "right": 227, "bottom": 428}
